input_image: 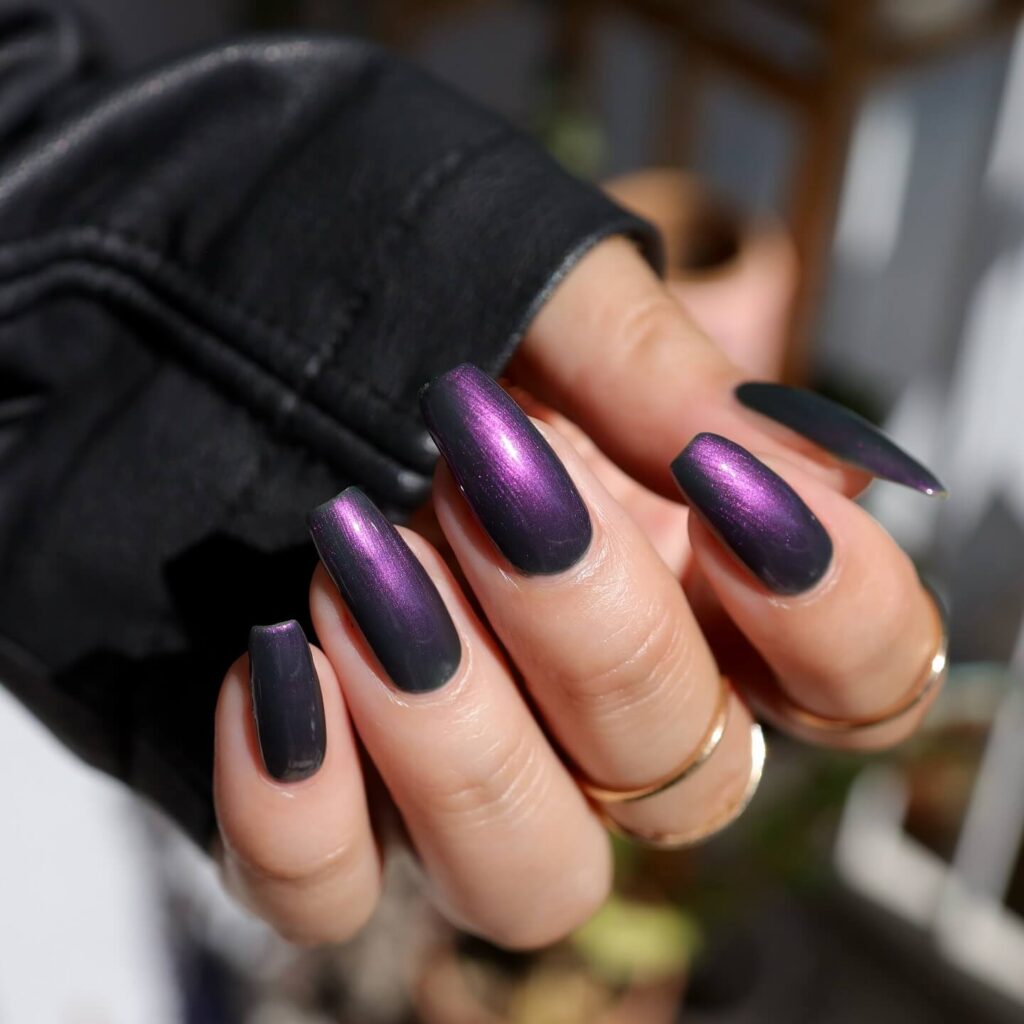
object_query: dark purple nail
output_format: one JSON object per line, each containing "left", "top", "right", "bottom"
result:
{"left": 249, "top": 621, "right": 326, "bottom": 782}
{"left": 735, "top": 382, "right": 947, "bottom": 497}
{"left": 420, "top": 364, "right": 592, "bottom": 575}
{"left": 671, "top": 433, "right": 833, "bottom": 595}
{"left": 308, "top": 487, "right": 461, "bottom": 693}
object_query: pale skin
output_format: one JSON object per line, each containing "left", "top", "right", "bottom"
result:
{"left": 212, "top": 237, "right": 941, "bottom": 948}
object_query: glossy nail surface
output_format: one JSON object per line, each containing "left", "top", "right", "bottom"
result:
{"left": 420, "top": 363, "right": 592, "bottom": 575}
{"left": 671, "top": 433, "right": 833, "bottom": 595}
{"left": 308, "top": 487, "right": 461, "bottom": 693}
{"left": 736, "top": 382, "right": 946, "bottom": 496}
{"left": 249, "top": 621, "right": 326, "bottom": 782}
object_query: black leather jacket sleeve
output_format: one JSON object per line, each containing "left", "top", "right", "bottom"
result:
{"left": 0, "top": 4, "right": 659, "bottom": 845}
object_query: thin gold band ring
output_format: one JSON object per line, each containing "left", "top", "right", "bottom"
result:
{"left": 597, "top": 722, "right": 766, "bottom": 850}
{"left": 748, "top": 582, "right": 948, "bottom": 742}
{"left": 576, "top": 675, "right": 732, "bottom": 804}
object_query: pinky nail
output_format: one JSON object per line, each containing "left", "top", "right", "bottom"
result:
{"left": 249, "top": 621, "right": 326, "bottom": 782}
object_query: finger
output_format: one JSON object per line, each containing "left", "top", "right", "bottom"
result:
{"left": 422, "top": 364, "right": 761, "bottom": 844}
{"left": 214, "top": 624, "right": 382, "bottom": 945}
{"left": 308, "top": 489, "right": 611, "bottom": 950}
{"left": 514, "top": 236, "right": 871, "bottom": 499}
{"left": 672, "top": 433, "right": 944, "bottom": 750}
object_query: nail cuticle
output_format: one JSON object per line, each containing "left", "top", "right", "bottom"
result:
{"left": 764, "top": 544, "right": 843, "bottom": 608}
{"left": 374, "top": 641, "right": 474, "bottom": 710}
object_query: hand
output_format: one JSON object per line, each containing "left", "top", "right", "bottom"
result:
{"left": 211, "top": 238, "right": 946, "bottom": 947}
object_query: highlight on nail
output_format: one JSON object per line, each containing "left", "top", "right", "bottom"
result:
{"left": 671, "top": 432, "right": 833, "bottom": 596}
{"left": 420, "top": 363, "right": 592, "bottom": 576}
{"left": 249, "top": 620, "right": 326, "bottom": 783}
{"left": 308, "top": 487, "right": 462, "bottom": 694}
{"left": 735, "top": 381, "right": 947, "bottom": 497}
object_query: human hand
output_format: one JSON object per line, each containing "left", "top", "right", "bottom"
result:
{"left": 212, "top": 238, "right": 946, "bottom": 948}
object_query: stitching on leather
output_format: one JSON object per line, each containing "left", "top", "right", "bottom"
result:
{"left": 0, "top": 226, "right": 412, "bottom": 418}
{"left": 300, "top": 125, "right": 514, "bottom": 392}
{"left": 0, "top": 126, "right": 518, "bottom": 535}
{"left": 0, "top": 125, "right": 515, "bottom": 427}
{"left": 0, "top": 255, "right": 421, "bottom": 483}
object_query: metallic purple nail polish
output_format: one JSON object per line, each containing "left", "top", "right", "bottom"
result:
{"left": 420, "top": 364, "right": 592, "bottom": 575}
{"left": 249, "top": 621, "right": 326, "bottom": 782}
{"left": 736, "top": 382, "right": 947, "bottom": 497}
{"left": 308, "top": 487, "right": 461, "bottom": 693}
{"left": 671, "top": 433, "right": 833, "bottom": 595}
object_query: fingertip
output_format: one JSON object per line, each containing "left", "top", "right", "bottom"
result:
{"left": 684, "top": 447, "right": 940, "bottom": 733}
{"left": 213, "top": 632, "right": 381, "bottom": 946}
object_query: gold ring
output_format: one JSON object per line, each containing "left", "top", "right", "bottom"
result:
{"left": 749, "top": 581, "right": 948, "bottom": 742}
{"left": 597, "top": 723, "right": 767, "bottom": 850}
{"left": 577, "top": 676, "right": 732, "bottom": 804}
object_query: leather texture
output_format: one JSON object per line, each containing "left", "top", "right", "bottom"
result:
{"left": 0, "top": 2, "right": 660, "bottom": 845}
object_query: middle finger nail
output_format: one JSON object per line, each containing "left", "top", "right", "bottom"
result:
{"left": 420, "top": 363, "right": 592, "bottom": 576}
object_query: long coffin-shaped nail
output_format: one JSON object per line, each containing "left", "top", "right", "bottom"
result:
{"left": 671, "top": 432, "right": 833, "bottom": 595}
{"left": 249, "top": 621, "right": 326, "bottom": 782}
{"left": 735, "top": 382, "right": 947, "bottom": 497}
{"left": 420, "top": 363, "right": 592, "bottom": 575}
{"left": 308, "top": 487, "right": 461, "bottom": 693}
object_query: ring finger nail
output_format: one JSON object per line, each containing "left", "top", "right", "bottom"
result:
{"left": 735, "top": 382, "right": 946, "bottom": 496}
{"left": 249, "top": 621, "right": 327, "bottom": 782}
{"left": 308, "top": 487, "right": 462, "bottom": 693}
{"left": 420, "top": 363, "right": 592, "bottom": 575}
{"left": 671, "top": 432, "right": 833, "bottom": 596}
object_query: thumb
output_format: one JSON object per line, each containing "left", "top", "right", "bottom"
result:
{"left": 512, "top": 237, "right": 866, "bottom": 500}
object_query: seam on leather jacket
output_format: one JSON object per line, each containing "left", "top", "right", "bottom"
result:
{"left": 315, "top": 124, "right": 512, "bottom": 385}
{"left": 0, "top": 229, "right": 427, "bottom": 489}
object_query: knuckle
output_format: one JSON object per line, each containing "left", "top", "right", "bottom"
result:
{"left": 419, "top": 726, "right": 550, "bottom": 829}
{"left": 614, "top": 293, "right": 684, "bottom": 364}
{"left": 575, "top": 292, "right": 683, "bottom": 396}
{"left": 221, "top": 836, "right": 380, "bottom": 949}
{"left": 556, "top": 584, "right": 691, "bottom": 718}
{"left": 233, "top": 829, "right": 369, "bottom": 893}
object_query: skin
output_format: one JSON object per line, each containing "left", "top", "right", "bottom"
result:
{"left": 213, "top": 238, "right": 943, "bottom": 948}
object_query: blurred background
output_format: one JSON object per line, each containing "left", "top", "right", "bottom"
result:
{"left": 2, "top": 1, "right": 1023, "bottom": 1021}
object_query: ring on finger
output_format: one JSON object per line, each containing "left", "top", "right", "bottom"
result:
{"left": 575, "top": 675, "right": 732, "bottom": 804}
{"left": 748, "top": 581, "right": 948, "bottom": 743}
{"left": 596, "top": 721, "right": 767, "bottom": 850}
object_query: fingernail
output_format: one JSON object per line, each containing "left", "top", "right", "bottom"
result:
{"left": 420, "top": 363, "right": 592, "bottom": 575}
{"left": 735, "top": 382, "right": 947, "bottom": 497}
{"left": 671, "top": 433, "right": 833, "bottom": 595}
{"left": 248, "top": 621, "right": 326, "bottom": 782}
{"left": 308, "top": 487, "right": 461, "bottom": 693}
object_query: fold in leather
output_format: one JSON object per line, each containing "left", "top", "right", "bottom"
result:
{"left": 0, "top": 6, "right": 660, "bottom": 845}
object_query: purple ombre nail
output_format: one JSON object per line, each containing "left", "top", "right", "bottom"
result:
{"left": 736, "top": 382, "right": 947, "bottom": 497}
{"left": 308, "top": 488, "right": 461, "bottom": 693}
{"left": 671, "top": 433, "right": 833, "bottom": 595}
{"left": 420, "top": 364, "right": 592, "bottom": 575}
